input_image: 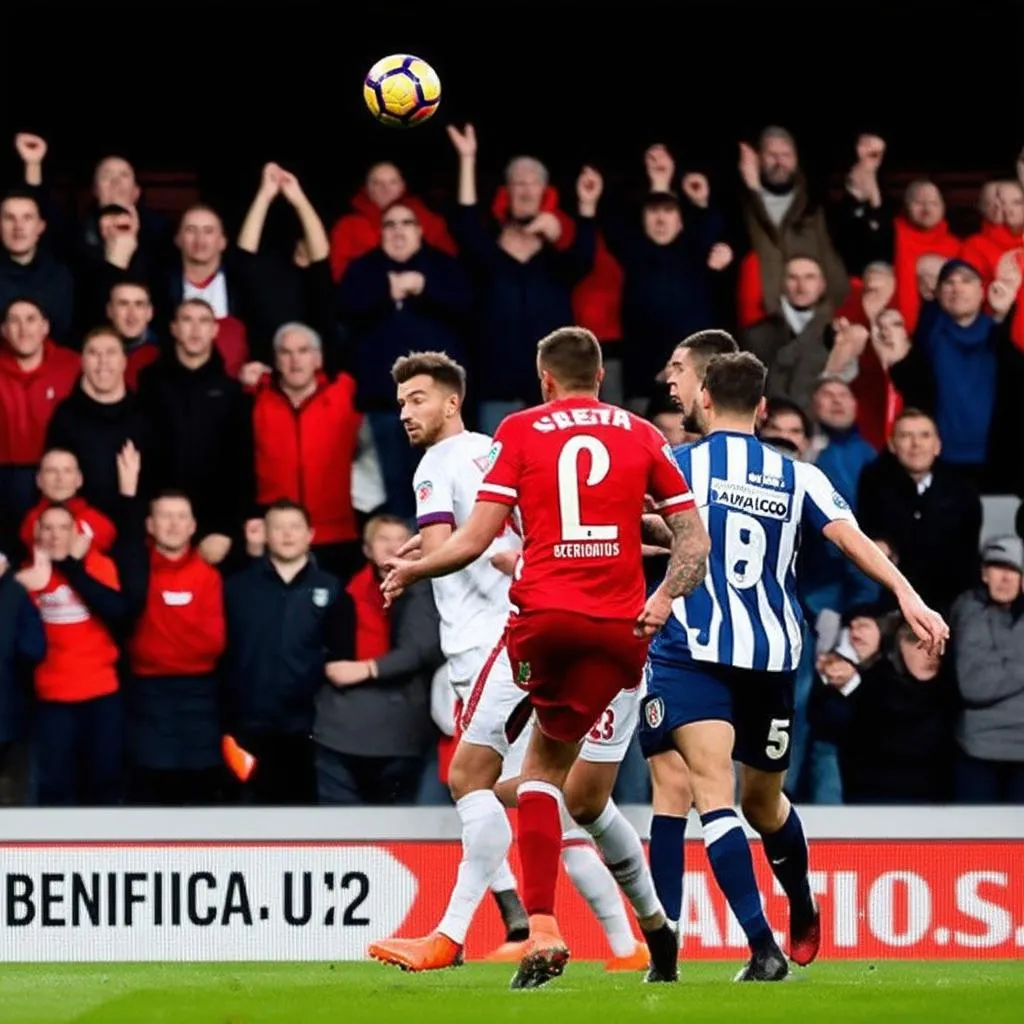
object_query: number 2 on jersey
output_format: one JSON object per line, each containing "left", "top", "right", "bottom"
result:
{"left": 724, "top": 512, "right": 767, "bottom": 590}
{"left": 556, "top": 435, "right": 618, "bottom": 542}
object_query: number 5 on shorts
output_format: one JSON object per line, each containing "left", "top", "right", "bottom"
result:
{"left": 765, "top": 718, "right": 790, "bottom": 761}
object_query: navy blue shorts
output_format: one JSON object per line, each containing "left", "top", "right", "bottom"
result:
{"left": 638, "top": 658, "right": 796, "bottom": 772}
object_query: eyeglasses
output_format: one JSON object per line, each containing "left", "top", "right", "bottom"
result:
{"left": 382, "top": 217, "right": 417, "bottom": 229}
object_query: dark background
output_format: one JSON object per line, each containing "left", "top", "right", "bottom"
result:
{"left": 3, "top": 0, "right": 1022, "bottom": 226}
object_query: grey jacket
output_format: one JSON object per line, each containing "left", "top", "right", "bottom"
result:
{"left": 313, "top": 579, "right": 444, "bottom": 758}
{"left": 951, "top": 587, "right": 1024, "bottom": 762}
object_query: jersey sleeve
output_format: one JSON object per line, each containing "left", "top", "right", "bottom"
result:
{"left": 645, "top": 427, "right": 696, "bottom": 515}
{"left": 798, "top": 462, "right": 859, "bottom": 533}
{"left": 413, "top": 451, "right": 456, "bottom": 529}
{"left": 476, "top": 420, "right": 521, "bottom": 508}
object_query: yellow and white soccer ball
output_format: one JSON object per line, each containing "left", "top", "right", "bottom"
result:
{"left": 363, "top": 54, "right": 441, "bottom": 128}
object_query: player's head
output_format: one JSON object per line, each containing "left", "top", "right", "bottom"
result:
{"left": 536, "top": 326, "right": 604, "bottom": 400}
{"left": 665, "top": 329, "right": 739, "bottom": 434}
{"left": 391, "top": 350, "right": 467, "bottom": 448}
{"left": 697, "top": 352, "right": 768, "bottom": 432}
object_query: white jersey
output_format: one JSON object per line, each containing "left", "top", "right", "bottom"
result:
{"left": 413, "top": 430, "right": 519, "bottom": 682}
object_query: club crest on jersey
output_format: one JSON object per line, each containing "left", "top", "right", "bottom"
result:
{"left": 710, "top": 477, "right": 791, "bottom": 520}
{"left": 483, "top": 442, "right": 502, "bottom": 472}
{"left": 516, "top": 660, "right": 531, "bottom": 685}
{"left": 832, "top": 490, "right": 851, "bottom": 511}
{"left": 312, "top": 588, "right": 329, "bottom": 608}
{"left": 417, "top": 480, "right": 433, "bottom": 502}
{"left": 644, "top": 696, "right": 664, "bottom": 729}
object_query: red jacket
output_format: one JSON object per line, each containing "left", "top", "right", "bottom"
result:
{"left": 129, "top": 547, "right": 226, "bottom": 677}
{"left": 0, "top": 341, "right": 80, "bottom": 464}
{"left": 31, "top": 551, "right": 121, "bottom": 702}
{"left": 959, "top": 221, "right": 1024, "bottom": 287}
{"left": 329, "top": 189, "right": 457, "bottom": 282}
{"left": 21, "top": 496, "right": 117, "bottom": 554}
{"left": 252, "top": 372, "right": 362, "bottom": 544}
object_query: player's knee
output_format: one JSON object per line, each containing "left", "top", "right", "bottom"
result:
{"left": 447, "top": 745, "right": 500, "bottom": 802}
{"left": 563, "top": 786, "right": 601, "bottom": 825}
{"left": 739, "top": 779, "right": 786, "bottom": 832}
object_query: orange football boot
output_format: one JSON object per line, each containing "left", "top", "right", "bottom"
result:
{"left": 509, "top": 914, "right": 570, "bottom": 989}
{"left": 367, "top": 932, "right": 463, "bottom": 972}
{"left": 604, "top": 940, "right": 650, "bottom": 972}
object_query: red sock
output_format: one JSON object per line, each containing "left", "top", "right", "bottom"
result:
{"left": 517, "top": 789, "right": 562, "bottom": 916}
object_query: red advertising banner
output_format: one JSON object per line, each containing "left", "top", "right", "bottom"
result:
{"left": 385, "top": 840, "right": 1024, "bottom": 961}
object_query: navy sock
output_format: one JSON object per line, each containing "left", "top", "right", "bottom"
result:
{"left": 649, "top": 814, "right": 686, "bottom": 924}
{"left": 701, "top": 809, "right": 773, "bottom": 952}
{"left": 761, "top": 806, "right": 813, "bottom": 913}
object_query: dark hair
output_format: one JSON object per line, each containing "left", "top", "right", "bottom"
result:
{"left": 642, "top": 191, "right": 680, "bottom": 212}
{"left": 703, "top": 352, "right": 767, "bottom": 415}
{"left": 150, "top": 489, "right": 192, "bottom": 511}
{"left": 2, "top": 295, "right": 46, "bottom": 320}
{"left": 764, "top": 396, "right": 811, "bottom": 438}
{"left": 390, "top": 350, "right": 467, "bottom": 401}
{"left": 110, "top": 279, "right": 151, "bottom": 300}
{"left": 1, "top": 189, "right": 41, "bottom": 215}
{"left": 536, "top": 326, "right": 602, "bottom": 391}
{"left": 265, "top": 498, "right": 311, "bottom": 526}
{"left": 892, "top": 406, "right": 937, "bottom": 431}
{"left": 82, "top": 325, "right": 124, "bottom": 350}
{"left": 676, "top": 329, "right": 739, "bottom": 376}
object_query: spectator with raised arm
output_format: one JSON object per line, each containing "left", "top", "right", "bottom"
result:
{"left": 446, "top": 123, "right": 600, "bottom": 433}
{"left": 236, "top": 163, "right": 337, "bottom": 368}
{"left": 16, "top": 505, "right": 127, "bottom": 805}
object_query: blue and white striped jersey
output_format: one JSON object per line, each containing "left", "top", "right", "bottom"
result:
{"left": 649, "top": 430, "right": 857, "bottom": 672}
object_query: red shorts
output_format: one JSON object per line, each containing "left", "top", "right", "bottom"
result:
{"left": 506, "top": 609, "right": 648, "bottom": 744}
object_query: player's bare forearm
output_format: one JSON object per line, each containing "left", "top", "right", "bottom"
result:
{"left": 660, "top": 508, "right": 710, "bottom": 598}
{"left": 823, "top": 520, "right": 914, "bottom": 598}
{"left": 641, "top": 513, "right": 673, "bottom": 549}
{"left": 411, "top": 501, "right": 507, "bottom": 580}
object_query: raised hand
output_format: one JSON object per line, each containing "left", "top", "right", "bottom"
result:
{"left": 681, "top": 172, "right": 710, "bottom": 208}
{"left": 644, "top": 144, "right": 674, "bottom": 191}
{"left": 707, "top": 242, "right": 733, "bottom": 271}
{"left": 260, "top": 162, "right": 282, "bottom": 198}
{"left": 446, "top": 123, "right": 477, "bottom": 159}
{"left": 576, "top": 166, "right": 603, "bottom": 210}
{"left": 738, "top": 142, "right": 760, "bottom": 191}
{"left": 15, "top": 133, "right": 47, "bottom": 166}
{"left": 523, "top": 212, "right": 562, "bottom": 243}
{"left": 277, "top": 168, "right": 305, "bottom": 205}
{"left": 116, "top": 440, "right": 141, "bottom": 497}
{"left": 15, "top": 547, "right": 51, "bottom": 592}
{"left": 855, "top": 133, "right": 886, "bottom": 171}
{"left": 69, "top": 526, "right": 92, "bottom": 562}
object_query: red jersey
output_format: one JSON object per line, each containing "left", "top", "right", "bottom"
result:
{"left": 478, "top": 396, "right": 695, "bottom": 620}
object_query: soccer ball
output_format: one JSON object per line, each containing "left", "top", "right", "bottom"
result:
{"left": 363, "top": 54, "right": 441, "bottom": 128}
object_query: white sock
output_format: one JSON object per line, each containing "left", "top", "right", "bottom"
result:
{"left": 490, "top": 859, "right": 518, "bottom": 893}
{"left": 561, "top": 839, "right": 636, "bottom": 957}
{"left": 437, "top": 790, "right": 512, "bottom": 944}
{"left": 582, "top": 799, "right": 663, "bottom": 921}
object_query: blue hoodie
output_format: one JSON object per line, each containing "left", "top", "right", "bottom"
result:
{"left": 920, "top": 310, "right": 998, "bottom": 465}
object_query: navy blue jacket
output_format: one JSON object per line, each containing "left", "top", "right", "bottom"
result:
{"left": 0, "top": 571, "right": 46, "bottom": 744}
{"left": 221, "top": 556, "right": 346, "bottom": 739}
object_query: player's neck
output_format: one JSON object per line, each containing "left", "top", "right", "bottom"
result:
{"left": 704, "top": 413, "right": 757, "bottom": 435}
{"left": 547, "top": 388, "right": 599, "bottom": 402}
{"left": 432, "top": 417, "right": 465, "bottom": 446}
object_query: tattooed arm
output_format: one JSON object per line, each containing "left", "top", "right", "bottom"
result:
{"left": 635, "top": 507, "right": 710, "bottom": 637}
{"left": 641, "top": 513, "right": 673, "bottom": 549}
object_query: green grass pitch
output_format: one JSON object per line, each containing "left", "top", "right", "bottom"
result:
{"left": 0, "top": 961, "right": 1022, "bottom": 1023}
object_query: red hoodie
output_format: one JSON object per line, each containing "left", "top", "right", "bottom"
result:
{"left": 959, "top": 221, "right": 1024, "bottom": 287}
{"left": 891, "top": 216, "right": 961, "bottom": 334}
{"left": 0, "top": 341, "right": 80, "bottom": 464}
{"left": 129, "top": 547, "right": 226, "bottom": 677}
{"left": 32, "top": 551, "right": 121, "bottom": 702}
{"left": 21, "top": 497, "right": 117, "bottom": 554}
{"left": 329, "top": 189, "right": 457, "bottom": 282}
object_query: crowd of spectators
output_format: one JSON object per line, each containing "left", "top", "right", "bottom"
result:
{"left": 1, "top": 126, "right": 1023, "bottom": 809}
